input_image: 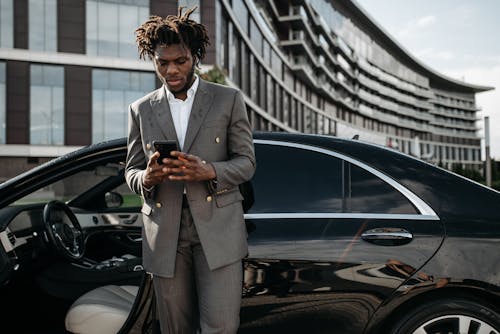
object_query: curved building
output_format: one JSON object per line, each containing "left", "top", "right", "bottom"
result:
{"left": 214, "top": 0, "right": 492, "bottom": 170}
{"left": 0, "top": 0, "right": 492, "bottom": 180}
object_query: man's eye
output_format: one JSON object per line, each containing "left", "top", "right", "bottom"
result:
{"left": 177, "top": 59, "right": 186, "bottom": 64}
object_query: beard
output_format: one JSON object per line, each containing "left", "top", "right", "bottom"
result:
{"left": 168, "top": 62, "right": 196, "bottom": 95}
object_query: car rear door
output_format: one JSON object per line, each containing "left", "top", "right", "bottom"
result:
{"left": 240, "top": 140, "right": 444, "bottom": 334}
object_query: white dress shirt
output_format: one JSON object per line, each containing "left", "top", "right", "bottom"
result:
{"left": 165, "top": 75, "right": 200, "bottom": 151}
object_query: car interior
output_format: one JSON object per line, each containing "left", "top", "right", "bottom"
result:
{"left": 0, "top": 156, "right": 148, "bottom": 333}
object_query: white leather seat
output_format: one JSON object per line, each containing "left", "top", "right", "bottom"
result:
{"left": 65, "top": 285, "right": 138, "bottom": 334}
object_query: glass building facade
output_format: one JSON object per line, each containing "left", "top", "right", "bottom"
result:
{"left": 0, "top": 0, "right": 13, "bottom": 48}
{"left": 29, "top": 0, "right": 57, "bottom": 52}
{"left": 0, "top": 61, "right": 5, "bottom": 144}
{"left": 92, "top": 69, "right": 154, "bottom": 142}
{"left": 0, "top": 0, "right": 492, "bottom": 180}
{"left": 30, "top": 64, "right": 64, "bottom": 145}
{"left": 86, "top": 0, "right": 149, "bottom": 58}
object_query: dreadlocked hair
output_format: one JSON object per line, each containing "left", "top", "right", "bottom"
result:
{"left": 135, "top": 6, "right": 209, "bottom": 63}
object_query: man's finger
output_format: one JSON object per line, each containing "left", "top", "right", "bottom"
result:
{"left": 168, "top": 174, "right": 192, "bottom": 181}
{"left": 148, "top": 151, "right": 160, "bottom": 166}
{"left": 172, "top": 151, "right": 199, "bottom": 162}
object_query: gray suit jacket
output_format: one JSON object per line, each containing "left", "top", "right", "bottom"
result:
{"left": 125, "top": 80, "right": 256, "bottom": 278}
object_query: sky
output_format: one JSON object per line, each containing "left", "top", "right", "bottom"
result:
{"left": 355, "top": 0, "right": 500, "bottom": 159}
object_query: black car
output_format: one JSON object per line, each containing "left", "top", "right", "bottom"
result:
{"left": 0, "top": 132, "right": 499, "bottom": 334}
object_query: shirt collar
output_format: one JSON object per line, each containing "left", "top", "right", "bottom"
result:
{"left": 165, "top": 75, "right": 199, "bottom": 102}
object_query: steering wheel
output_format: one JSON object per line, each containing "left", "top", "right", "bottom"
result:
{"left": 43, "top": 200, "right": 85, "bottom": 261}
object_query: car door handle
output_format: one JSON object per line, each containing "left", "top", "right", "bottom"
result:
{"left": 126, "top": 233, "right": 142, "bottom": 243}
{"left": 361, "top": 228, "right": 413, "bottom": 246}
{"left": 118, "top": 214, "right": 138, "bottom": 225}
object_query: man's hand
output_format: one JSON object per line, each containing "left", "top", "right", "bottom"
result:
{"left": 142, "top": 151, "right": 177, "bottom": 188}
{"left": 165, "top": 151, "right": 216, "bottom": 182}
{"left": 143, "top": 151, "right": 216, "bottom": 188}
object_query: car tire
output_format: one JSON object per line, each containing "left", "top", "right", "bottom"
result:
{"left": 390, "top": 298, "right": 500, "bottom": 334}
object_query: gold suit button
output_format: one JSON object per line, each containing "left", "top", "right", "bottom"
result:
{"left": 206, "top": 195, "right": 213, "bottom": 202}
{"left": 156, "top": 202, "right": 162, "bottom": 208}
{"left": 146, "top": 143, "right": 151, "bottom": 150}
{"left": 215, "top": 137, "right": 220, "bottom": 143}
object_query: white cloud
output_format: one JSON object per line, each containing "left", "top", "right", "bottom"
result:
{"left": 398, "top": 14, "right": 437, "bottom": 37}
{"left": 416, "top": 15, "right": 436, "bottom": 27}
{"left": 450, "top": 4, "right": 476, "bottom": 27}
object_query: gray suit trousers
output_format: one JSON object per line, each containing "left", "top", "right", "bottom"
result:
{"left": 153, "top": 207, "right": 243, "bottom": 334}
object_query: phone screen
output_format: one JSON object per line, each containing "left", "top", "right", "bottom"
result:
{"left": 153, "top": 140, "right": 178, "bottom": 164}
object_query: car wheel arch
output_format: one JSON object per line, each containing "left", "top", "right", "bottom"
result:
{"left": 365, "top": 285, "right": 500, "bottom": 334}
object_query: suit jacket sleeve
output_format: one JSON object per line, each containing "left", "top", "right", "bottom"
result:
{"left": 210, "top": 90, "right": 256, "bottom": 192}
{"left": 125, "top": 103, "right": 149, "bottom": 198}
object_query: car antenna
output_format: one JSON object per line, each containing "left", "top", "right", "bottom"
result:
{"left": 352, "top": 134, "right": 359, "bottom": 140}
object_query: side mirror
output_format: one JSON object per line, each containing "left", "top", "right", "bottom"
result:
{"left": 105, "top": 191, "right": 123, "bottom": 208}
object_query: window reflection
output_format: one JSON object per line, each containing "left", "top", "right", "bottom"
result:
{"left": 250, "top": 145, "right": 343, "bottom": 213}
{"left": 86, "top": 0, "right": 149, "bottom": 58}
{"left": 250, "top": 144, "right": 418, "bottom": 214}
{"left": 30, "top": 65, "right": 64, "bottom": 145}
{"left": 348, "top": 163, "right": 417, "bottom": 214}
{"left": 92, "top": 69, "right": 154, "bottom": 143}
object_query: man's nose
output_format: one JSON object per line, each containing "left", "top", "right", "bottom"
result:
{"left": 166, "top": 63, "right": 179, "bottom": 75}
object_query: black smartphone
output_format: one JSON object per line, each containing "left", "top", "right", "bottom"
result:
{"left": 153, "top": 140, "right": 179, "bottom": 164}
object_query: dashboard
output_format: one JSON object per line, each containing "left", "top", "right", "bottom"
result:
{"left": 0, "top": 203, "right": 143, "bottom": 286}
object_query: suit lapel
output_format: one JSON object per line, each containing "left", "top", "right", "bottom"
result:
{"left": 183, "top": 80, "right": 214, "bottom": 152}
{"left": 149, "top": 87, "right": 178, "bottom": 142}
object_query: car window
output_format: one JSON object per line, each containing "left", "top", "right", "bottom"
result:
{"left": 250, "top": 144, "right": 344, "bottom": 213}
{"left": 347, "top": 163, "right": 418, "bottom": 214}
{"left": 250, "top": 143, "right": 419, "bottom": 215}
{"left": 12, "top": 162, "right": 140, "bottom": 209}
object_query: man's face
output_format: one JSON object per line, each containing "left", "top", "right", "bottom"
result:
{"left": 154, "top": 44, "right": 195, "bottom": 100}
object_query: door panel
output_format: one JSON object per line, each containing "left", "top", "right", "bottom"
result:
{"left": 241, "top": 217, "right": 443, "bottom": 333}
{"left": 76, "top": 212, "right": 142, "bottom": 260}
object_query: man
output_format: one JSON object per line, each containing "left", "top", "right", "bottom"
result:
{"left": 125, "top": 7, "right": 256, "bottom": 334}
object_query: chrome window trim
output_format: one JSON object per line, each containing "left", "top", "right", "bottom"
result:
{"left": 253, "top": 139, "right": 439, "bottom": 219}
{"left": 244, "top": 213, "right": 439, "bottom": 221}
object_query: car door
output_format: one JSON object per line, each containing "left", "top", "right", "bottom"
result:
{"left": 240, "top": 140, "right": 444, "bottom": 334}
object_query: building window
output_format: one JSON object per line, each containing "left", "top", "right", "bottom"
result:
{"left": 86, "top": 0, "right": 149, "bottom": 58}
{"left": 232, "top": 0, "right": 248, "bottom": 34}
{"left": 30, "top": 65, "right": 64, "bottom": 145}
{"left": 217, "top": 4, "right": 229, "bottom": 71}
{"left": 178, "top": 0, "right": 200, "bottom": 22}
{"left": 0, "top": 0, "right": 13, "bottom": 48}
{"left": 230, "top": 30, "right": 241, "bottom": 86}
{"left": 92, "top": 69, "right": 154, "bottom": 143}
{"left": 0, "top": 62, "right": 5, "bottom": 144}
{"left": 249, "top": 18, "right": 262, "bottom": 56}
{"left": 29, "top": 0, "right": 57, "bottom": 51}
